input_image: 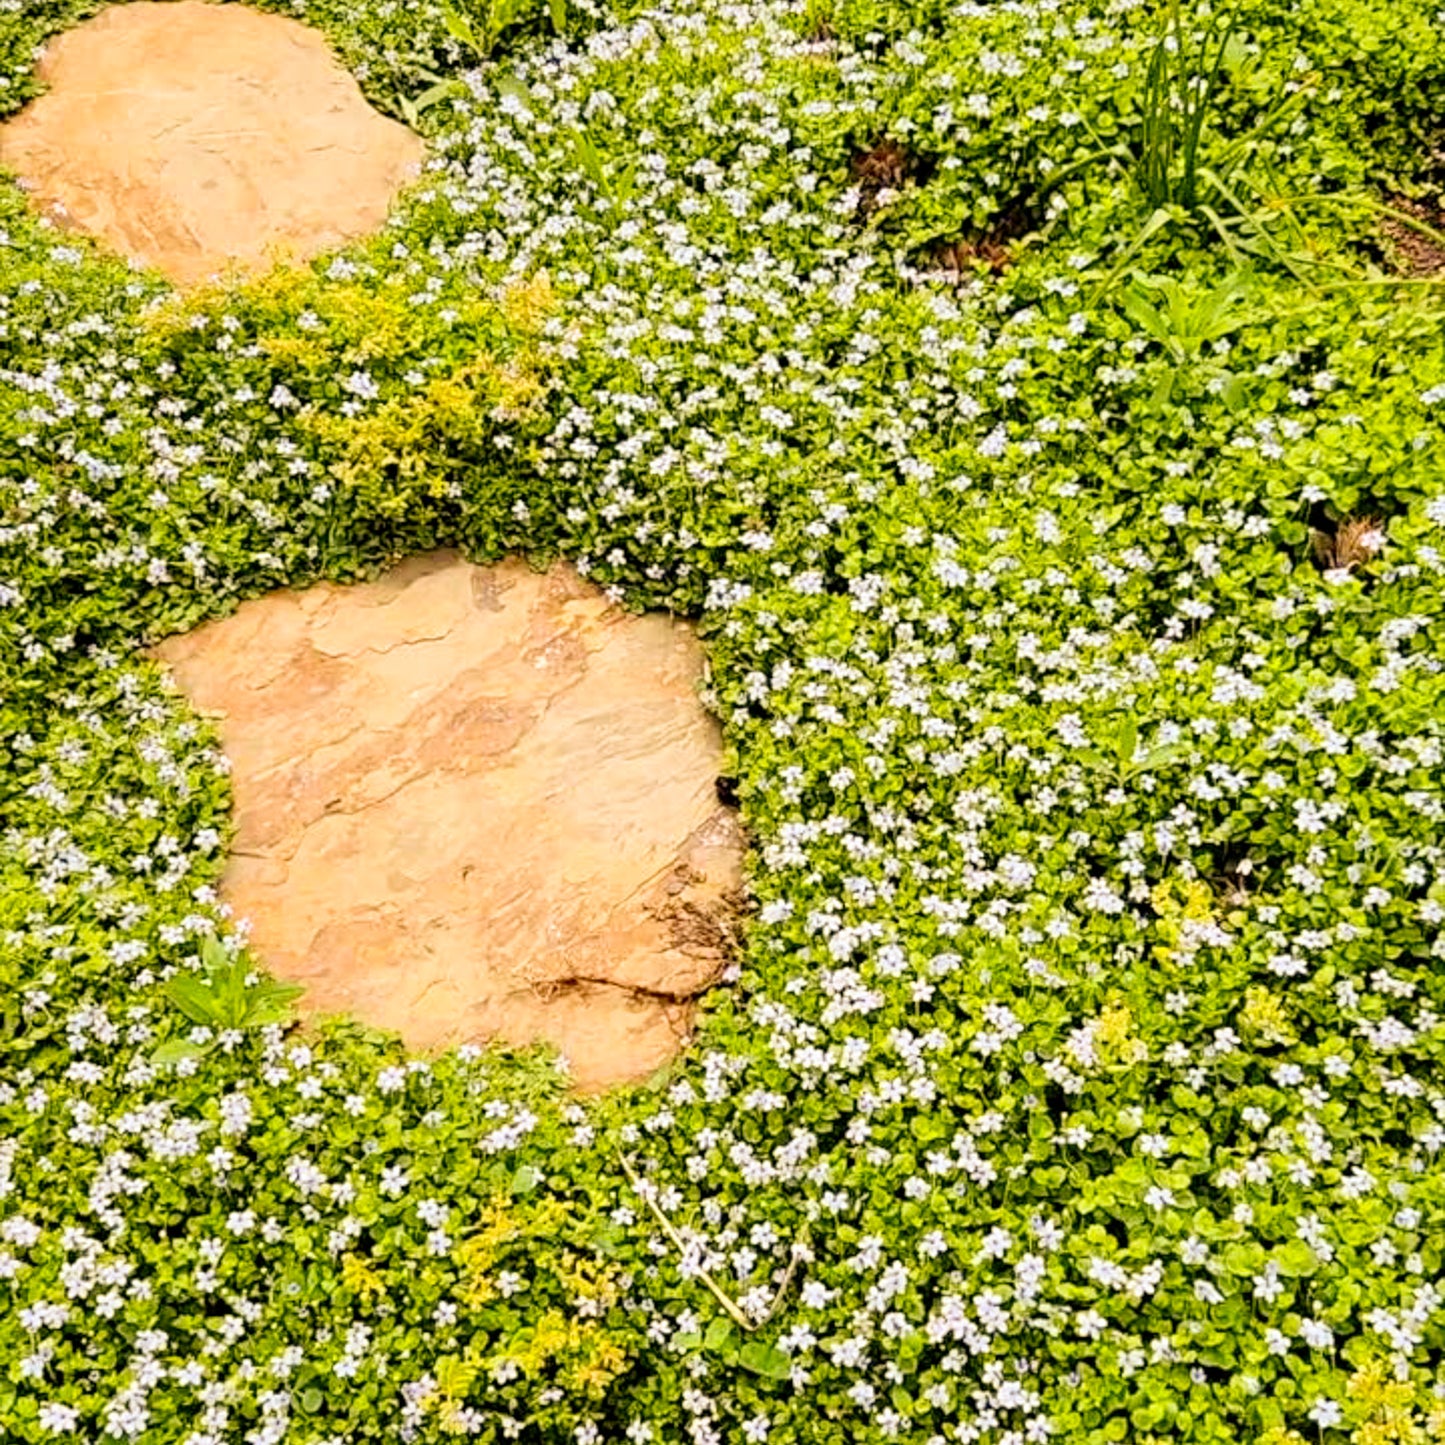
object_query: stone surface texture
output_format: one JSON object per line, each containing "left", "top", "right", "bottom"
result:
{"left": 155, "top": 554, "right": 741, "bottom": 1092}
{"left": 0, "top": 1, "right": 422, "bottom": 285}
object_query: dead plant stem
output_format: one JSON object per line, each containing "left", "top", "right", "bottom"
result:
{"left": 617, "top": 1153, "right": 804, "bottom": 1333}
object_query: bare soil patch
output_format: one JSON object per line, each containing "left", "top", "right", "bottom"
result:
{"left": 1382, "top": 194, "right": 1445, "bottom": 278}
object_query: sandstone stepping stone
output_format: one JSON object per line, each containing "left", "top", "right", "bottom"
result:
{"left": 155, "top": 554, "right": 743, "bottom": 1092}
{"left": 0, "top": 1, "right": 422, "bottom": 285}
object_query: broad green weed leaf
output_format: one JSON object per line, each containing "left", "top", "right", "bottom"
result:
{"left": 163, "top": 974, "right": 223, "bottom": 1026}
{"left": 150, "top": 1039, "right": 209, "bottom": 1067}
{"left": 1114, "top": 716, "right": 1138, "bottom": 767}
{"left": 738, "top": 1342, "right": 792, "bottom": 1380}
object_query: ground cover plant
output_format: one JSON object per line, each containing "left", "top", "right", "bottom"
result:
{"left": 3, "top": 0, "right": 1445, "bottom": 1442}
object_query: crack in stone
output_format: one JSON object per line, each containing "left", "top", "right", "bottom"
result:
{"left": 529, "top": 966, "right": 727, "bottom": 1006}
{"left": 247, "top": 720, "right": 368, "bottom": 790}
{"left": 259, "top": 762, "right": 443, "bottom": 867}
{"left": 519, "top": 654, "right": 596, "bottom": 731}
{"left": 309, "top": 626, "right": 457, "bottom": 660}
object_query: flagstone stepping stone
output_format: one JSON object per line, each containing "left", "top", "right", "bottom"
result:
{"left": 154, "top": 553, "right": 743, "bottom": 1092}
{"left": 0, "top": 1, "right": 422, "bottom": 285}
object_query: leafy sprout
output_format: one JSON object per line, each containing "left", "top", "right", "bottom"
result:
{"left": 150, "top": 935, "right": 303, "bottom": 1066}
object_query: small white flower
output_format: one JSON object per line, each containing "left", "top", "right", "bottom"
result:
{"left": 38, "top": 1404, "right": 79, "bottom": 1433}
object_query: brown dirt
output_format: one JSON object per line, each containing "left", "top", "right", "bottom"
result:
{"left": 1382, "top": 195, "right": 1445, "bottom": 278}
{"left": 928, "top": 236, "right": 1015, "bottom": 278}
{"left": 853, "top": 139, "right": 911, "bottom": 191}
{"left": 852, "top": 137, "right": 914, "bottom": 215}
{"left": 0, "top": 1, "right": 422, "bottom": 285}
{"left": 922, "top": 201, "right": 1038, "bottom": 282}
{"left": 154, "top": 554, "right": 743, "bottom": 1091}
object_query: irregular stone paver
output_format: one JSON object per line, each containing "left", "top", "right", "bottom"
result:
{"left": 0, "top": 2, "right": 422, "bottom": 285}
{"left": 155, "top": 554, "right": 742, "bottom": 1091}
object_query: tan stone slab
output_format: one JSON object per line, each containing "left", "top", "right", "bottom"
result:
{"left": 154, "top": 554, "right": 743, "bottom": 1091}
{"left": 0, "top": 1, "right": 422, "bottom": 284}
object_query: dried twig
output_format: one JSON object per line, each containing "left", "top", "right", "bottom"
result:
{"left": 1310, "top": 515, "right": 1386, "bottom": 573}
{"left": 617, "top": 1153, "right": 806, "bottom": 1332}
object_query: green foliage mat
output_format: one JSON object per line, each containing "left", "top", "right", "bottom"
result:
{"left": 3, "top": 1, "right": 1445, "bottom": 1442}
